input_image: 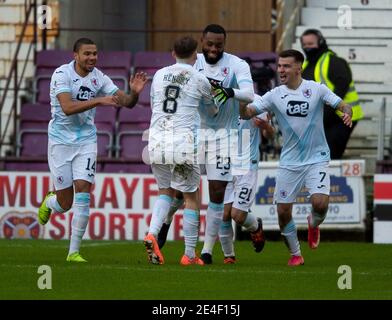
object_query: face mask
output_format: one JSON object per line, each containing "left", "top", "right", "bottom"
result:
{"left": 303, "top": 47, "right": 321, "bottom": 60}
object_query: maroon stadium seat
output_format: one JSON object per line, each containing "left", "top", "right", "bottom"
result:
{"left": 34, "top": 50, "right": 73, "bottom": 103}
{"left": 102, "top": 161, "right": 151, "bottom": 173}
{"left": 133, "top": 51, "right": 175, "bottom": 76}
{"left": 18, "top": 103, "right": 51, "bottom": 157}
{"left": 132, "top": 52, "right": 174, "bottom": 108}
{"left": 97, "top": 51, "right": 132, "bottom": 92}
{"left": 95, "top": 106, "right": 117, "bottom": 157}
{"left": 115, "top": 105, "right": 151, "bottom": 161}
{"left": 236, "top": 52, "right": 278, "bottom": 69}
{"left": 2, "top": 159, "right": 50, "bottom": 172}
{"left": 138, "top": 81, "right": 151, "bottom": 107}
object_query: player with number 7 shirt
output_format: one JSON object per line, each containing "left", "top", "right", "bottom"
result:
{"left": 240, "top": 49, "right": 353, "bottom": 266}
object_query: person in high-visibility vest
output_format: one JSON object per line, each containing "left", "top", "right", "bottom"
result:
{"left": 300, "top": 29, "right": 363, "bottom": 159}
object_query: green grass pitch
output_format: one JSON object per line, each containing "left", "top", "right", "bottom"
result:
{"left": 0, "top": 239, "right": 391, "bottom": 300}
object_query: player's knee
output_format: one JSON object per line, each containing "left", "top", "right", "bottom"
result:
{"left": 277, "top": 206, "right": 291, "bottom": 217}
{"left": 55, "top": 187, "right": 74, "bottom": 212}
{"left": 209, "top": 190, "right": 225, "bottom": 203}
{"left": 208, "top": 181, "right": 227, "bottom": 203}
{"left": 232, "top": 213, "right": 244, "bottom": 225}
{"left": 277, "top": 206, "right": 292, "bottom": 229}
{"left": 312, "top": 200, "right": 328, "bottom": 215}
{"left": 57, "top": 198, "right": 73, "bottom": 211}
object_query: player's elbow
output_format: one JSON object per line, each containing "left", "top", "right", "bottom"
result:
{"left": 61, "top": 103, "right": 73, "bottom": 116}
{"left": 241, "top": 89, "right": 254, "bottom": 103}
{"left": 234, "top": 87, "right": 254, "bottom": 103}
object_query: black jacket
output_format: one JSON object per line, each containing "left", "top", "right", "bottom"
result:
{"left": 303, "top": 49, "right": 353, "bottom": 124}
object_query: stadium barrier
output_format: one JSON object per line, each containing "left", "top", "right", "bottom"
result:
{"left": 373, "top": 174, "right": 392, "bottom": 243}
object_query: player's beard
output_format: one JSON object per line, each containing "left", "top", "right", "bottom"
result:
{"left": 202, "top": 49, "right": 224, "bottom": 65}
{"left": 83, "top": 59, "right": 96, "bottom": 73}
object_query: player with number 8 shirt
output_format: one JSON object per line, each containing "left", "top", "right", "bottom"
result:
{"left": 145, "top": 36, "right": 218, "bottom": 265}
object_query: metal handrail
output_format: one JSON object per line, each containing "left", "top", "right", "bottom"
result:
{"left": 0, "top": 0, "right": 37, "bottom": 155}
{"left": 377, "top": 97, "right": 387, "bottom": 160}
{"left": 275, "top": 0, "right": 302, "bottom": 52}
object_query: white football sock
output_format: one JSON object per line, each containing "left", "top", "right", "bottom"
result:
{"left": 281, "top": 219, "right": 301, "bottom": 256}
{"left": 148, "top": 194, "right": 173, "bottom": 237}
{"left": 69, "top": 193, "right": 90, "bottom": 255}
{"left": 241, "top": 213, "right": 258, "bottom": 232}
{"left": 183, "top": 209, "right": 200, "bottom": 259}
{"left": 219, "top": 220, "right": 235, "bottom": 257}
{"left": 46, "top": 194, "right": 66, "bottom": 213}
{"left": 201, "top": 201, "right": 224, "bottom": 255}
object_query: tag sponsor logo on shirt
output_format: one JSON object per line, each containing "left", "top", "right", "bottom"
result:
{"left": 286, "top": 101, "right": 309, "bottom": 117}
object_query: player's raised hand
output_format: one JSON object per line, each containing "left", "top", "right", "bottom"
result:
{"left": 130, "top": 72, "right": 148, "bottom": 95}
{"left": 211, "top": 81, "right": 234, "bottom": 104}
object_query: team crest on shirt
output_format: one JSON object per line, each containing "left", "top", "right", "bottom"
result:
{"left": 91, "top": 78, "right": 99, "bottom": 90}
{"left": 302, "top": 88, "right": 312, "bottom": 98}
{"left": 280, "top": 190, "right": 288, "bottom": 199}
{"left": 221, "top": 67, "right": 229, "bottom": 77}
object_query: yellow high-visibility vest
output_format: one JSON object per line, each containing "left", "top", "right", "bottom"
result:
{"left": 303, "top": 51, "right": 363, "bottom": 121}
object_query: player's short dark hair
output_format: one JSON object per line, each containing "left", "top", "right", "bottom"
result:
{"left": 73, "top": 38, "right": 96, "bottom": 52}
{"left": 173, "top": 36, "right": 198, "bottom": 59}
{"left": 203, "top": 24, "right": 226, "bottom": 39}
{"left": 279, "top": 49, "right": 304, "bottom": 64}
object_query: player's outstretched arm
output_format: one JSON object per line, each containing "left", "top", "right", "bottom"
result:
{"left": 57, "top": 92, "right": 119, "bottom": 116}
{"left": 336, "top": 101, "right": 353, "bottom": 128}
{"left": 210, "top": 80, "right": 253, "bottom": 104}
{"left": 114, "top": 72, "right": 148, "bottom": 108}
{"left": 239, "top": 101, "right": 258, "bottom": 120}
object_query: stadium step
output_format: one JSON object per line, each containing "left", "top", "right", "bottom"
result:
{"left": 306, "top": 0, "right": 392, "bottom": 9}
{"left": 301, "top": 7, "right": 392, "bottom": 28}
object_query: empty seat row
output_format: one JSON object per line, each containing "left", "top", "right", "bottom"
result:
{"left": 33, "top": 50, "right": 175, "bottom": 104}
{"left": 33, "top": 50, "right": 278, "bottom": 105}
{"left": 17, "top": 103, "right": 151, "bottom": 161}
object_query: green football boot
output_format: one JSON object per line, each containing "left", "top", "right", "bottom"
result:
{"left": 66, "top": 252, "right": 87, "bottom": 263}
{"left": 38, "top": 191, "right": 56, "bottom": 225}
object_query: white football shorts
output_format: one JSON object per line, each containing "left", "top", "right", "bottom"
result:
{"left": 48, "top": 141, "right": 97, "bottom": 190}
{"left": 151, "top": 163, "right": 201, "bottom": 193}
{"left": 274, "top": 161, "right": 330, "bottom": 204}
{"left": 224, "top": 168, "right": 258, "bottom": 212}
